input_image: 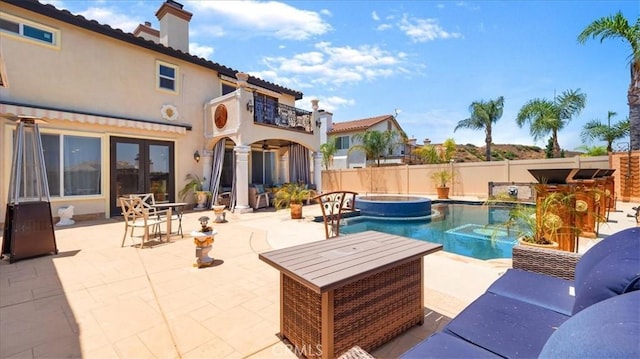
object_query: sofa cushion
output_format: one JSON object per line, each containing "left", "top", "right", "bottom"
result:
{"left": 401, "top": 332, "right": 501, "bottom": 359}
{"left": 575, "top": 228, "right": 640, "bottom": 285}
{"left": 540, "top": 291, "right": 640, "bottom": 358}
{"left": 572, "top": 239, "right": 640, "bottom": 314}
{"left": 487, "top": 268, "right": 574, "bottom": 315}
{"left": 574, "top": 227, "right": 638, "bottom": 292}
{"left": 444, "top": 293, "right": 569, "bottom": 358}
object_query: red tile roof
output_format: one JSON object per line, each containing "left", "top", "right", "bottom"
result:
{"left": 329, "top": 115, "right": 395, "bottom": 134}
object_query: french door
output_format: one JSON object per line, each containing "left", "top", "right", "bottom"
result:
{"left": 109, "top": 137, "right": 175, "bottom": 216}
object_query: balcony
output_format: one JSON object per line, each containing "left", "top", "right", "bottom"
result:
{"left": 252, "top": 101, "right": 313, "bottom": 134}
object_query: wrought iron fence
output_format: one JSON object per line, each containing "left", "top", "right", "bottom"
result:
{"left": 253, "top": 101, "right": 313, "bottom": 133}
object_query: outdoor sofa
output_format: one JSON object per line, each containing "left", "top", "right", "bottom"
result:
{"left": 401, "top": 227, "right": 640, "bottom": 358}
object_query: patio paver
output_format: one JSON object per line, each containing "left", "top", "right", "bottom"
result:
{"left": 1, "top": 199, "right": 637, "bottom": 358}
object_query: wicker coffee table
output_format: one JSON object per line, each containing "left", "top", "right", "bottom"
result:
{"left": 259, "top": 230, "right": 442, "bottom": 358}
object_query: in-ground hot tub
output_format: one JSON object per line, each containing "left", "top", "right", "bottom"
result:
{"left": 356, "top": 195, "right": 432, "bottom": 218}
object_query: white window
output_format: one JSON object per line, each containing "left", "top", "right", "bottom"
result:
{"left": 156, "top": 61, "right": 178, "bottom": 93}
{"left": 0, "top": 12, "right": 59, "bottom": 48}
{"left": 40, "top": 133, "right": 102, "bottom": 197}
{"left": 336, "top": 136, "right": 350, "bottom": 150}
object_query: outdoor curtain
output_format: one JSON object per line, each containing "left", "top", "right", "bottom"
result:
{"left": 289, "top": 143, "right": 310, "bottom": 185}
{"left": 208, "top": 138, "right": 236, "bottom": 211}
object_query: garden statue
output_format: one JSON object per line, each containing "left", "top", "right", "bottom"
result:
{"left": 191, "top": 216, "right": 217, "bottom": 268}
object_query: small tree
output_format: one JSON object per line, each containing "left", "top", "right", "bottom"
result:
{"left": 413, "top": 138, "right": 456, "bottom": 164}
{"left": 319, "top": 138, "right": 337, "bottom": 170}
{"left": 575, "top": 145, "right": 608, "bottom": 156}
{"left": 580, "top": 111, "right": 630, "bottom": 152}
{"left": 349, "top": 129, "right": 399, "bottom": 167}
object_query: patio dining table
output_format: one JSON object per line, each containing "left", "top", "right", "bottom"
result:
{"left": 259, "top": 230, "right": 442, "bottom": 358}
{"left": 151, "top": 202, "right": 188, "bottom": 238}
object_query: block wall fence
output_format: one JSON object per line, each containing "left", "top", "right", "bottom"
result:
{"left": 320, "top": 155, "right": 640, "bottom": 203}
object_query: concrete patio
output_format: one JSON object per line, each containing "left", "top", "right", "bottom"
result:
{"left": 1, "top": 200, "right": 638, "bottom": 358}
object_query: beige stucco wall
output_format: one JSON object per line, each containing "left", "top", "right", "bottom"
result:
{"left": 0, "top": 3, "right": 220, "bottom": 221}
{"left": 0, "top": 2, "right": 317, "bottom": 222}
{"left": 321, "top": 156, "right": 611, "bottom": 198}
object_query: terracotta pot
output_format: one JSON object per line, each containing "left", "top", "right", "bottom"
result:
{"left": 436, "top": 186, "right": 450, "bottom": 199}
{"left": 290, "top": 203, "right": 303, "bottom": 219}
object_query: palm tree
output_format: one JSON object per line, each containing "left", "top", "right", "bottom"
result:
{"left": 349, "top": 129, "right": 398, "bottom": 167}
{"left": 455, "top": 96, "right": 504, "bottom": 161}
{"left": 319, "top": 138, "right": 337, "bottom": 170}
{"left": 412, "top": 138, "right": 456, "bottom": 164}
{"left": 580, "top": 111, "right": 630, "bottom": 152}
{"left": 516, "top": 89, "right": 587, "bottom": 158}
{"left": 578, "top": 11, "right": 640, "bottom": 150}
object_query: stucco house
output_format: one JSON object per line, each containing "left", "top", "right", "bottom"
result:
{"left": 0, "top": 0, "right": 325, "bottom": 223}
{"left": 327, "top": 114, "right": 408, "bottom": 169}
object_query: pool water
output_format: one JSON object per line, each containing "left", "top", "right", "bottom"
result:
{"left": 341, "top": 203, "right": 521, "bottom": 260}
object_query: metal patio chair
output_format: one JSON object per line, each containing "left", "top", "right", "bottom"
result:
{"left": 120, "top": 197, "right": 171, "bottom": 248}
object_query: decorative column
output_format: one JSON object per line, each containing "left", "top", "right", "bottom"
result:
{"left": 234, "top": 145, "right": 253, "bottom": 213}
{"left": 313, "top": 151, "right": 323, "bottom": 193}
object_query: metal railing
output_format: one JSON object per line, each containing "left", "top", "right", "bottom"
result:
{"left": 253, "top": 102, "right": 313, "bottom": 133}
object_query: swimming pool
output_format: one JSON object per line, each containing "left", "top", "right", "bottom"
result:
{"left": 341, "top": 203, "right": 520, "bottom": 260}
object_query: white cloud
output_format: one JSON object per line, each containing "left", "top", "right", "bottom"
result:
{"left": 255, "top": 42, "right": 408, "bottom": 88}
{"left": 198, "top": 25, "right": 226, "bottom": 38}
{"left": 77, "top": 7, "right": 142, "bottom": 32}
{"left": 398, "top": 14, "right": 462, "bottom": 42}
{"left": 189, "top": 43, "right": 214, "bottom": 59}
{"left": 297, "top": 96, "right": 355, "bottom": 113}
{"left": 377, "top": 24, "right": 392, "bottom": 31}
{"left": 187, "top": 1, "right": 331, "bottom": 40}
{"left": 372, "top": 11, "right": 380, "bottom": 21}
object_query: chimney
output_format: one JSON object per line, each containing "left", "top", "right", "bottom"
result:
{"left": 155, "top": 0, "right": 192, "bottom": 52}
{"left": 133, "top": 21, "right": 160, "bottom": 43}
{"left": 423, "top": 138, "right": 431, "bottom": 145}
{"left": 407, "top": 138, "right": 417, "bottom": 146}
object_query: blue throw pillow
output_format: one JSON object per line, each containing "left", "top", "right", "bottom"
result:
{"left": 572, "top": 238, "right": 640, "bottom": 314}
{"left": 255, "top": 184, "right": 264, "bottom": 194}
{"left": 540, "top": 291, "right": 640, "bottom": 358}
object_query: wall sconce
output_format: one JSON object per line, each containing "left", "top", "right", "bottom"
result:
{"left": 315, "top": 119, "right": 322, "bottom": 128}
{"left": 246, "top": 100, "right": 254, "bottom": 113}
{"left": 193, "top": 150, "right": 201, "bottom": 163}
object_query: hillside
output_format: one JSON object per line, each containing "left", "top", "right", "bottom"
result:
{"left": 452, "top": 144, "right": 583, "bottom": 162}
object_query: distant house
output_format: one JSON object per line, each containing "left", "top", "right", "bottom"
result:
{"left": 327, "top": 114, "right": 408, "bottom": 168}
{"left": 0, "top": 0, "right": 323, "bottom": 221}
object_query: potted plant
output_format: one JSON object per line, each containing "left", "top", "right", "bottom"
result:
{"left": 430, "top": 169, "right": 453, "bottom": 199}
{"left": 178, "top": 174, "right": 212, "bottom": 210}
{"left": 274, "top": 183, "right": 314, "bottom": 219}
{"left": 496, "top": 185, "right": 578, "bottom": 249}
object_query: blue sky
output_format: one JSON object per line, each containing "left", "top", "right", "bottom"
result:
{"left": 47, "top": 0, "right": 637, "bottom": 151}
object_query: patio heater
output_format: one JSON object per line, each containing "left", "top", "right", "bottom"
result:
{"left": 2, "top": 116, "right": 58, "bottom": 263}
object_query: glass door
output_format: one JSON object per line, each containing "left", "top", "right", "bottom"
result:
{"left": 110, "top": 137, "right": 174, "bottom": 216}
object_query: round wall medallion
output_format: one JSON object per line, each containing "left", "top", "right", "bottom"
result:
{"left": 214, "top": 104, "right": 228, "bottom": 129}
{"left": 161, "top": 104, "right": 179, "bottom": 121}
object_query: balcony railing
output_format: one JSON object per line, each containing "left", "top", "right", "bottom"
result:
{"left": 253, "top": 102, "right": 313, "bottom": 133}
